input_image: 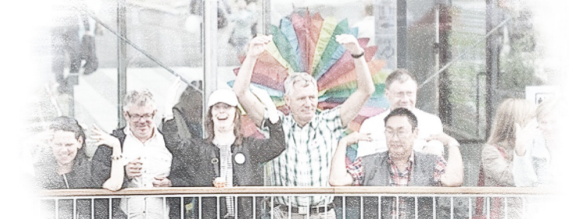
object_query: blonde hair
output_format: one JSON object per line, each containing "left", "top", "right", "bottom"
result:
{"left": 487, "top": 98, "right": 536, "bottom": 149}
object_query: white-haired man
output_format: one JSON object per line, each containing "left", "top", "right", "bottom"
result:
{"left": 92, "top": 88, "right": 173, "bottom": 219}
{"left": 233, "top": 34, "right": 375, "bottom": 218}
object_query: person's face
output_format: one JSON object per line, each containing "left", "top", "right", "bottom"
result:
{"left": 538, "top": 113, "right": 557, "bottom": 140}
{"left": 51, "top": 131, "right": 83, "bottom": 166}
{"left": 285, "top": 82, "right": 318, "bottom": 126}
{"left": 211, "top": 103, "right": 236, "bottom": 132}
{"left": 385, "top": 80, "right": 417, "bottom": 110}
{"left": 385, "top": 115, "right": 417, "bottom": 160}
{"left": 124, "top": 104, "right": 156, "bottom": 141}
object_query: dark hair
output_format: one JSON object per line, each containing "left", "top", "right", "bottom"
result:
{"left": 384, "top": 108, "right": 418, "bottom": 130}
{"left": 49, "top": 116, "right": 88, "bottom": 163}
{"left": 385, "top": 69, "right": 418, "bottom": 90}
{"left": 205, "top": 106, "right": 244, "bottom": 147}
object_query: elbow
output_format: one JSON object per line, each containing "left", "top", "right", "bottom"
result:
{"left": 102, "top": 181, "right": 123, "bottom": 191}
{"left": 442, "top": 175, "right": 464, "bottom": 187}
{"left": 328, "top": 178, "right": 343, "bottom": 187}
{"left": 328, "top": 175, "right": 352, "bottom": 187}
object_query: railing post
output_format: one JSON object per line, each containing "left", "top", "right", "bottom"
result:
{"left": 261, "top": 0, "right": 271, "bottom": 35}
{"left": 202, "top": 0, "right": 218, "bottom": 138}
{"left": 485, "top": 0, "right": 501, "bottom": 138}
{"left": 117, "top": 0, "right": 127, "bottom": 128}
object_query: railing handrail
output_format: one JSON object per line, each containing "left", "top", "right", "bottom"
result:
{"left": 38, "top": 186, "right": 555, "bottom": 197}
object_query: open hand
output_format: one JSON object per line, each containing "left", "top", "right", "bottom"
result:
{"left": 164, "top": 77, "right": 185, "bottom": 120}
{"left": 91, "top": 125, "right": 120, "bottom": 148}
{"left": 342, "top": 132, "right": 372, "bottom": 146}
{"left": 514, "top": 119, "right": 538, "bottom": 155}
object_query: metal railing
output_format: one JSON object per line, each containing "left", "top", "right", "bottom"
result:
{"left": 37, "top": 187, "right": 555, "bottom": 219}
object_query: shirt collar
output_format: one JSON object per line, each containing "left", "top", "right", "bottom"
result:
{"left": 387, "top": 150, "right": 415, "bottom": 166}
{"left": 290, "top": 110, "right": 320, "bottom": 129}
{"left": 124, "top": 125, "right": 158, "bottom": 141}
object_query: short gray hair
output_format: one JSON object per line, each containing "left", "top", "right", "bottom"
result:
{"left": 122, "top": 89, "right": 156, "bottom": 111}
{"left": 385, "top": 69, "right": 417, "bottom": 90}
{"left": 283, "top": 72, "right": 317, "bottom": 96}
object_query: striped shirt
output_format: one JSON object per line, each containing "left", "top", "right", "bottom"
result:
{"left": 264, "top": 107, "right": 344, "bottom": 207}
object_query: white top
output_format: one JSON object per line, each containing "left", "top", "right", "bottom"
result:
{"left": 357, "top": 108, "right": 443, "bottom": 157}
{"left": 513, "top": 133, "right": 552, "bottom": 187}
{"left": 120, "top": 126, "right": 172, "bottom": 219}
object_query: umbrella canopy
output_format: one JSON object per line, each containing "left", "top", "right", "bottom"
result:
{"left": 231, "top": 10, "right": 390, "bottom": 135}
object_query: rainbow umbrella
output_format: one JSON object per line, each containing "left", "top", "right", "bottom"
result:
{"left": 231, "top": 10, "right": 390, "bottom": 134}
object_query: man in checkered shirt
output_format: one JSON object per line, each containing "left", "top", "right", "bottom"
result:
{"left": 329, "top": 108, "right": 464, "bottom": 218}
{"left": 234, "top": 34, "right": 375, "bottom": 218}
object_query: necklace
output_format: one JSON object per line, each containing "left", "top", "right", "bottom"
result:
{"left": 63, "top": 174, "right": 69, "bottom": 189}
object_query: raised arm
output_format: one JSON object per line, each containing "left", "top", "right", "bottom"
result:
{"left": 335, "top": 34, "right": 375, "bottom": 127}
{"left": 329, "top": 132, "right": 372, "bottom": 186}
{"left": 428, "top": 133, "right": 464, "bottom": 187}
{"left": 233, "top": 35, "right": 273, "bottom": 127}
{"left": 91, "top": 125, "right": 124, "bottom": 191}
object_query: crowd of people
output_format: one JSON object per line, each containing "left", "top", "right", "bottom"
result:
{"left": 31, "top": 33, "right": 562, "bottom": 219}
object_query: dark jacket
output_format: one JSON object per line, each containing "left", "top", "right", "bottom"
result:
{"left": 91, "top": 127, "right": 174, "bottom": 219}
{"left": 359, "top": 152, "right": 440, "bottom": 218}
{"left": 169, "top": 119, "right": 286, "bottom": 218}
{"left": 91, "top": 127, "right": 129, "bottom": 188}
{"left": 35, "top": 153, "right": 97, "bottom": 219}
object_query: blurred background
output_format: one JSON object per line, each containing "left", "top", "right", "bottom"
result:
{"left": 2, "top": 0, "right": 568, "bottom": 217}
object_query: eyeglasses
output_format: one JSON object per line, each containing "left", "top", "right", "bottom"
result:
{"left": 127, "top": 111, "right": 155, "bottom": 120}
{"left": 384, "top": 129, "right": 413, "bottom": 139}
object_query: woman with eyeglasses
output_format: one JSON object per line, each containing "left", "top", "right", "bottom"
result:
{"left": 167, "top": 88, "right": 286, "bottom": 219}
{"left": 34, "top": 116, "right": 125, "bottom": 218}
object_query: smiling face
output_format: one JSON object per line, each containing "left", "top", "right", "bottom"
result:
{"left": 211, "top": 103, "right": 237, "bottom": 133}
{"left": 51, "top": 130, "right": 83, "bottom": 166}
{"left": 285, "top": 82, "right": 318, "bottom": 127}
{"left": 124, "top": 103, "right": 156, "bottom": 142}
{"left": 385, "top": 79, "right": 417, "bottom": 110}
{"left": 385, "top": 115, "right": 417, "bottom": 161}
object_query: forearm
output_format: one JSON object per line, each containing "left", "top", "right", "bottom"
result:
{"left": 329, "top": 139, "right": 354, "bottom": 186}
{"left": 441, "top": 144, "right": 464, "bottom": 187}
{"left": 103, "top": 146, "right": 124, "bottom": 191}
{"left": 339, "top": 56, "right": 375, "bottom": 126}
{"left": 233, "top": 55, "right": 265, "bottom": 126}
{"left": 233, "top": 55, "right": 257, "bottom": 96}
{"left": 353, "top": 55, "right": 375, "bottom": 96}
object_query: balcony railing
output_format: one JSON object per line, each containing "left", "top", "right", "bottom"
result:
{"left": 37, "top": 186, "right": 555, "bottom": 219}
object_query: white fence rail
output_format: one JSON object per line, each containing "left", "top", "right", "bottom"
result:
{"left": 37, "top": 187, "right": 555, "bottom": 219}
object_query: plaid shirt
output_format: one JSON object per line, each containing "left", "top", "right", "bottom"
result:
{"left": 347, "top": 152, "right": 447, "bottom": 218}
{"left": 264, "top": 107, "right": 344, "bottom": 207}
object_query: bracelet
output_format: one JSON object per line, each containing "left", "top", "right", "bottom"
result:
{"left": 351, "top": 51, "right": 365, "bottom": 59}
{"left": 111, "top": 154, "right": 122, "bottom": 161}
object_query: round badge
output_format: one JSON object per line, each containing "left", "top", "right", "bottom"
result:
{"left": 234, "top": 153, "right": 246, "bottom": 164}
